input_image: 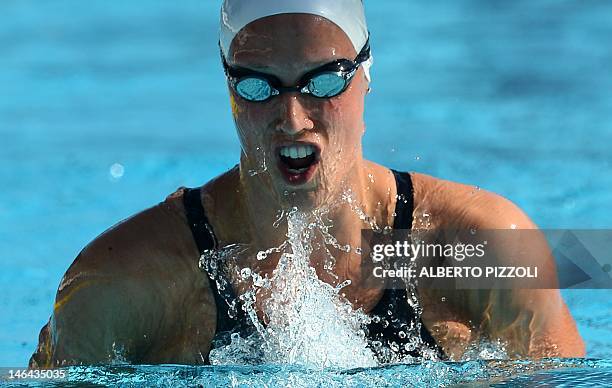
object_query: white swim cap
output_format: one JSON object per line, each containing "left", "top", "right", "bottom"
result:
{"left": 220, "top": 0, "right": 372, "bottom": 80}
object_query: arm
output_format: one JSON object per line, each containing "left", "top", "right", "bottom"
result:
{"left": 467, "top": 199, "right": 585, "bottom": 358}
{"left": 30, "top": 271, "right": 161, "bottom": 367}
{"left": 413, "top": 173, "right": 585, "bottom": 359}
{"left": 29, "top": 196, "right": 217, "bottom": 368}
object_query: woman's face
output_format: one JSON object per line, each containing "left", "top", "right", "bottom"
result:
{"left": 227, "top": 14, "right": 369, "bottom": 210}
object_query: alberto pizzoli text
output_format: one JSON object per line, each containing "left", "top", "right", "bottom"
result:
{"left": 373, "top": 266, "right": 538, "bottom": 279}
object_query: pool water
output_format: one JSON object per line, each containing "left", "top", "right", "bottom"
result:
{"left": 3, "top": 359, "right": 612, "bottom": 387}
{"left": 1, "top": 0, "right": 611, "bottom": 386}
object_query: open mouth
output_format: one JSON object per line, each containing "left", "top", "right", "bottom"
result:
{"left": 276, "top": 144, "right": 320, "bottom": 185}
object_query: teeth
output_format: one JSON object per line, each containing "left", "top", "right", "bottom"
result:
{"left": 288, "top": 167, "right": 308, "bottom": 173}
{"left": 280, "top": 145, "right": 315, "bottom": 159}
{"left": 298, "top": 146, "right": 306, "bottom": 158}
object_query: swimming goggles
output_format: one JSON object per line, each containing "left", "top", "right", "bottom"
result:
{"left": 221, "top": 39, "right": 371, "bottom": 102}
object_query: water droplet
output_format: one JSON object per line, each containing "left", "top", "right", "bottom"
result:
{"left": 109, "top": 163, "right": 124, "bottom": 180}
{"left": 240, "top": 268, "right": 252, "bottom": 279}
{"left": 372, "top": 253, "right": 384, "bottom": 263}
{"left": 336, "top": 279, "right": 352, "bottom": 290}
{"left": 273, "top": 210, "right": 285, "bottom": 228}
{"left": 253, "top": 274, "right": 265, "bottom": 287}
{"left": 404, "top": 342, "right": 416, "bottom": 352}
{"left": 441, "top": 297, "right": 446, "bottom": 302}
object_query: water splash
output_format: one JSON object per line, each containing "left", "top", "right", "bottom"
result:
{"left": 209, "top": 208, "right": 377, "bottom": 368}
{"left": 247, "top": 147, "right": 268, "bottom": 177}
{"left": 461, "top": 339, "right": 509, "bottom": 361}
{"left": 203, "top": 190, "right": 444, "bottom": 368}
{"left": 341, "top": 188, "right": 382, "bottom": 232}
{"left": 109, "top": 342, "right": 129, "bottom": 365}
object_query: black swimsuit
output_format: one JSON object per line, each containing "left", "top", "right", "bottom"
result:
{"left": 182, "top": 169, "right": 445, "bottom": 364}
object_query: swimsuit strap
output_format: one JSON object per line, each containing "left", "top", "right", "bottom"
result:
{"left": 182, "top": 187, "right": 247, "bottom": 356}
{"left": 390, "top": 169, "right": 414, "bottom": 230}
{"left": 183, "top": 187, "right": 218, "bottom": 252}
{"left": 365, "top": 170, "right": 446, "bottom": 361}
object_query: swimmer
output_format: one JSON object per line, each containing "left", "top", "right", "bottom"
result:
{"left": 30, "top": 0, "right": 584, "bottom": 367}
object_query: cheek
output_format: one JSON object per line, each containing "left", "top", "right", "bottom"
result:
{"left": 231, "top": 91, "right": 263, "bottom": 127}
{"left": 229, "top": 93, "right": 240, "bottom": 118}
{"left": 231, "top": 93, "right": 271, "bottom": 145}
{"left": 326, "top": 83, "right": 366, "bottom": 144}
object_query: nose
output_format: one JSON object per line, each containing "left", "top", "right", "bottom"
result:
{"left": 274, "top": 94, "right": 315, "bottom": 135}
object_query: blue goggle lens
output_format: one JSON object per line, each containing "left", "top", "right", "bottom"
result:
{"left": 307, "top": 73, "right": 347, "bottom": 98}
{"left": 235, "top": 77, "right": 274, "bottom": 102}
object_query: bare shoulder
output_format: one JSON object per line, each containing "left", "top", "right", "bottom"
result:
{"left": 31, "top": 188, "right": 217, "bottom": 367}
{"left": 70, "top": 190, "right": 199, "bottom": 275}
{"left": 410, "top": 173, "right": 585, "bottom": 359}
{"left": 411, "top": 172, "right": 536, "bottom": 230}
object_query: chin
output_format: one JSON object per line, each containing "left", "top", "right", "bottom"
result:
{"left": 273, "top": 178, "right": 340, "bottom": 213}
{"left": 280, "top": 191, "right": 326, "bottom": 212}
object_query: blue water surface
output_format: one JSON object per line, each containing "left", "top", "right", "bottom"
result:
{"left": 1, "top": 0, "right": 611, "bottom": 385}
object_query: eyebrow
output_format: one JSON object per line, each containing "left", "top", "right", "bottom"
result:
{"left": 232, "top": 63, "right": 273, "bottom": 71}
{"left": 228, "top": 58, "right": 344, "bottom": 76}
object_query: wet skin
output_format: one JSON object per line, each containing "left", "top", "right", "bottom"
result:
{"left": 30, "top": 14, "right": 584, "bottom": 368}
